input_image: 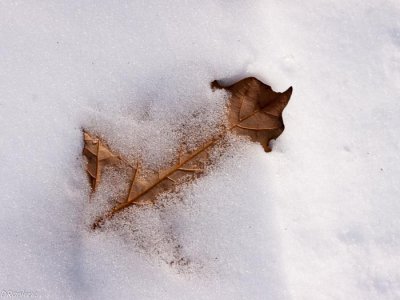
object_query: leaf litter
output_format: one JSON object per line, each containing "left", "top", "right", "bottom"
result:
{"left": 82, "top": 77, "right": 292, "bottom": 270}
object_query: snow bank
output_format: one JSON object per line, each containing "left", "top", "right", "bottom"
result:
{"left": 1, "top": 0, "right": 400, "bottom": 299}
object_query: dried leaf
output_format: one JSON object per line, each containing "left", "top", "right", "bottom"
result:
{"left": 222, "top": 77, "right": 292, "bottom": 152}
{"left": 83, "top": 77, "right": 292, "bottom": 228}
{"left": 82, "top": 132, "right": 119, "bottom": 189}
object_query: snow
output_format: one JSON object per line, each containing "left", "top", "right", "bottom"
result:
{"left": 1, "top": 0, "right": 400, "bottom": 299}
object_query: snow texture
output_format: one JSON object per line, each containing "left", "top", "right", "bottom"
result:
{"left": 1, "top": 0, "right": 400, "bottom": 299}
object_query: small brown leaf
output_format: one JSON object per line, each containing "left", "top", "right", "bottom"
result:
{"left": 224, "top": 77, "right": 292, "bottom": 152}
{"left": 84, "top": 77, "right": 292, "bottom": 228}
{"left": 82, "top": 132, "right": 120, "bottom": 190}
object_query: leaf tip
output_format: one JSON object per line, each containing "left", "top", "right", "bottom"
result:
{"left": 285, "top": 86, "right": 293, "bottom": 98}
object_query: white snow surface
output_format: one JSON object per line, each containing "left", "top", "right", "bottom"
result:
{"left": 1, "top": 1, "right": 400, "bottom": 299}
